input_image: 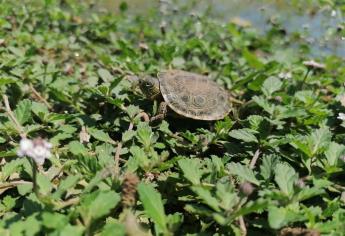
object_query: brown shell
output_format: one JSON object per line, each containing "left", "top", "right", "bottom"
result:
{"left": 157, "top": 70, "right": 231, "bottom": 120}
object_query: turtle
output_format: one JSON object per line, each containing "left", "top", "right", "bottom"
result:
{"left": 138, "top": 69, "right": 231, "bottom": 122}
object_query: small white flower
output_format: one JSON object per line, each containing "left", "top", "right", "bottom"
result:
{"left": 17, "top": 138, "right": 33, "bottom": 157}
{"left": 331, "top": 10, "right": 337, "bottom": 17}
{"left": 337, "top": 113, "right": 345, "bottom": 121}
{"left": 17, "top": 137, "right": 52, "bottom": 165}
{"left": 278, "top": 71, "right": 292, "bottom": 80}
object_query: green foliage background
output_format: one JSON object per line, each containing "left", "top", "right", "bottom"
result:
{"left": 0, "top": 0, "right": 345, "bottom": 235}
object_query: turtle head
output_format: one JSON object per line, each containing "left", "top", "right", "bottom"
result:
{"left": 139, "top": 76, "right": 160, "bottom": 100}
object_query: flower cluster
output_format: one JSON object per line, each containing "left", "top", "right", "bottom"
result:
{"left": 17, "top": 137, "right": 52, "bottom": 165}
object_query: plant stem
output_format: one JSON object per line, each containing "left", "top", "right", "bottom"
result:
{"left": 249, "top": 148, "right": 261, "bottom": 169}
{"left": 300, "top": 68, "right": 311, "bottom": 90}
{"left": 2, "top": 95, "right": 26, "bottom": 137}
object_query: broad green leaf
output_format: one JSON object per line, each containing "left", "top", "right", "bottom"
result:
{"left": 79, "top": 190, "right": 121, "bottom": 221}
{"left": 9, "top": 214, "right": 41, "bottom": 236}
{"left": 234, "top": 199, "right": 268, "bottom": 218}
{"left": 136, "top": 123, "right": 156, "bottom": 149}
{"left": 37, "top": 173, "right": 53, "bottom": 195}
{"left": 268, "top": 205, "right": 305, "bottom": 229}
{"left": 297, "top": 187, "right": 325, "bottom": 201}
{"left": 228, "top": 163, "right": 260, "bottom": 185}
{"left": 274, "top": 163, "right": 297, "bottom": 196}
{"left": 262, "top": 76, "right": 282, "bottom": 97}
{"left": 308, "top": 127, "right": 332, "bottom": 156}
{"left": 122, "top": 130, "right": 136, "bottom": 143}
{"left": 42, "top": 212, "right": 68, "bottom": 229}
{"left": 178, "top": 158, "right": 203, "bottom": 185}
{"left": 0, "top": 77, "right": 17, "bottom": 87}
{"left": 88, "top": 128, "right": 115, "bottom": 144}
{"left": 101, "top": 221, "right": 126, "bottom": 236}
{"left": 97, "top": 68, "right": 112, "bottom": 82}
{"left": 68, "top": 141, "right": 88, "bottom": 156}
{"left": 138, "top": 183, "right": 167, "bottom": 232}
{"left": 130, "top": 145, "right": 149, "bottom": 170}
{"left": 191, "top": 186, "right": 220, "bottom": 212}
{"left": 268, "top": 206, "right": 288, "bottom": 229}
{"left": 252, "top": 95, "right": 275, "bottom": 114}
{"left": 324, "top": 142, "right": 345, "bottom": 166}
{"left": 242, "top": 48, "right": 264, "bottom": 69}
{"left": 260, "top": 154, "right": 279, "bottom": 180}
{"left": 1, "top": 158, "right": 25, "bottom": 181}
{"left": 59, "top": 225, "right": 84, "bottom": 236}
{"left": 229, "top": 128, "right": 258, "bottom": 143}
{"left": 14, "top": 99, "right": 32, "bottom": 125}
{"left": 52, "top": 175, "right": 80, "bottom": 199}
{"left": 31, "top": 102, "right": 49, "bottom": 121}
{"left": 2, "top": 196, "right": 16, "bottom": 211}
{"left": 126, "top": 105, "right": 141, "bottom": 119}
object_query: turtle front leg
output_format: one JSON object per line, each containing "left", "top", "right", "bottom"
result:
{"left": 150, "top": 102, "right": 168, "bottom": 123}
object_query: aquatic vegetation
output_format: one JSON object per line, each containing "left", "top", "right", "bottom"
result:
{"left": 0, "top": 0, "right": 344, "bottom": 235}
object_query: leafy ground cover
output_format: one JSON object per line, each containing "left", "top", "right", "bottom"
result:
{"left": 0, "top": 0, "right": 345, "bottom": 235}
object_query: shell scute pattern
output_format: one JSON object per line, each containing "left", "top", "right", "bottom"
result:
{"left": 157, "top": 70, "right": 231, "bottom": 120}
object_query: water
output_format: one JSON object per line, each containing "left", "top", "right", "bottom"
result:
{"left": 94, "top": 0, "right": 344, "bottom": 58}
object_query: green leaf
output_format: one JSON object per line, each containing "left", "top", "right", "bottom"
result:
{"left": 1, "top": 158, "right": 25, "bottom": 181}
{"left": 88, "top": 128, "right": 115, "bottom": 144}
{"left": 31, "top": 102, "right": 49, "bottom": 121}
{"left": 229, "top": 128, "right": 258, "bottom": 143}
{"left": 308, "top": 127, "right": 332, "bottom": 155}
{"left": 242, "top": 48, "right": 264, "bottom": 69}
{"left": 297, "top": 187, "right": 325, "bottom": 201}
{"left": 37, "top": 173, "right": 53, "bottom": 195}
{"left": 178, "top": 158, "right": 203, "bottom": 185}
{"left": 268, "top": 206, "right": 288, "bottom": 229}
{"left": 136, "top": 123, "right": 156, "bottom": 149}
{"left": 0, "top": 77, "right": 17, "bottom": 87}
{"left": 252, "top": 95, "right": 275, "bottom": 114}
{"left": 52, "top": 175, "right": 80, "bottom": 199}
{"left": 129, "top": 145, "right": 149, "bottom": 170}
{"left": 2, "top": 195, "right": 16, "bottom": 211}
{"left": 324, "top": 142, "right": 345, "bottom": 166}
{"left": 122, "top": 130, "right": 136, "bottom": 143}
{"left": 274, "top": 163, "right": 297, "bottom": 196}
{"left": 228, "top": 163, "right": 260, "bottom": 185}
{"left": 260, "top": 154, "right": 279, "bottom": 180}
{"left": 59, "top": 225, "right": 84, "bottom": 236}
{"left": 137, "top": 183, "right": 167, "bottom": 232}
{"left": 42, "top": 212, "right": 68, "bottom": 229}
{"left": 268, "top": 205, "right": 305, "bottom": 229}
{"left": 68, "top": 141, "right": 88, "bottom": 156}
{"left": 97, "top": 68, "right": 112, "bottom": 82}
{"left": 191, "top": 186, "right": 220, "bottom": 212}
{"left": 14, "top": 99, "right": 32, "bottom": 125}
{"left": 101, "top": 221, "right": 126, "bottom": 236}
{"left": 262, "top": 76, "right": 282, "bottom": 97}
{"left": 79, "top": 190, "right": 121, "bottom": 221}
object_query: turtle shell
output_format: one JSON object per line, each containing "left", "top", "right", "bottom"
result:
{"left": 157, "top": 70, "right": 231, "bottom": 120}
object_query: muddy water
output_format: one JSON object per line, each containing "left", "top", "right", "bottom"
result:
{"left": 94, "top": 0, "right": 344, "bottom": 58}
